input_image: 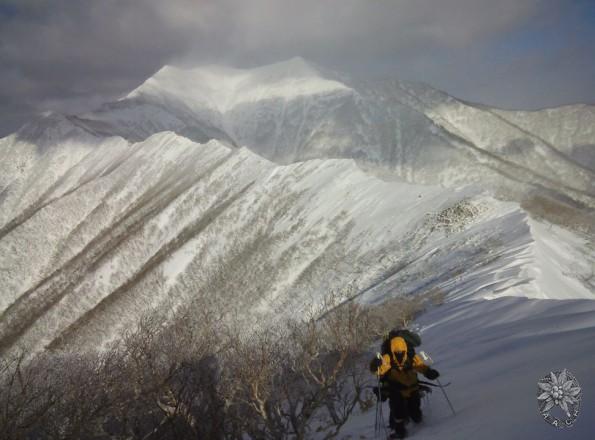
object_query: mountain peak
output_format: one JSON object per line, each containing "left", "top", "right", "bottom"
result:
{"left": 125, "top": 58, "right": 350, "bottom": 112}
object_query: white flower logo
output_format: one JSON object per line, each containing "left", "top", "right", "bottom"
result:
{"left": 537, "top": 369, "right": 581, "bottom": 420}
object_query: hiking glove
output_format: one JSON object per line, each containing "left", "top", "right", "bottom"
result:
{"left": 425, "top": 368, "right": 440, "bottom": 380}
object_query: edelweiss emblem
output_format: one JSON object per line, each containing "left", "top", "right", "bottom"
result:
{"left": 537, "top": 369, "right": 581, "bottom": 428}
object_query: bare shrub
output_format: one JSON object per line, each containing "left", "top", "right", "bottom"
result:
{"left": 0, "top": 307, "right": 224, "bottom": 440}
{"left": 0, "top": 288, "right": 438, "bottom": 439}
{"left": 365, "top": 296, "right": 425, "bottom": 338}
{"left": 108, "top": 310, "right": 224, "bottom": 440}
{"left": 0, "top": 351, "right": 56, "bottom": 440}
{"left": 221, "top": 298, "right": 374, "bottom": 440}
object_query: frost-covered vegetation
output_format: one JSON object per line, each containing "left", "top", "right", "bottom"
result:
{"left": 0, "top": 293, "right": 433, "bottom": 439}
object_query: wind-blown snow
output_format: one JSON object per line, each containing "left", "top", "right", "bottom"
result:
{"left": 126, "top": 57, "right": 349, "bottom": 114}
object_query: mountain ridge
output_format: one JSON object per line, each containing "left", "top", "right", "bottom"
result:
{"left": 0, "top": 59, "right": 594, "bottom": 355}
{"left": 68, "top": 59, "right": 594, "bottom": 215}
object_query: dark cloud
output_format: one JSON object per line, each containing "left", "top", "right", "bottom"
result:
{"left": 1, "top": 0, "right": 594, "bottom": 136}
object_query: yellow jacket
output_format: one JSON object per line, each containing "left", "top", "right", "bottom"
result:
{"left": 375, "top": 353, "right": 429, "bottom": 397}
{"left": 373, "top": 335, "right": 430, "bottom": 398}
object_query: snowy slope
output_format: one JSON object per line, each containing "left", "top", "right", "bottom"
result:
{"left": 340, "top": 297, "right": 595, "bottom": 439}
{"left": 0, "top": 116, "right": 593, "bottom": 358}
{"left": 0, "top": 58, "right": 593, "bottom": 363}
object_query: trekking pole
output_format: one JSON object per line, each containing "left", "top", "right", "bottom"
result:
{"left": 437, "top": 378, "right": 456, "bottom": 416}
{"left": 374, "top": 383, "right": 379, "bottom": 435}
{"left": 374, "top": 353, "right": 390, "bottom": 438}
{"left": 419, "top": 351, "right": 456, "bottom": 417}
{"left": 374, "top": 353, "right": 381, "bottom": 438}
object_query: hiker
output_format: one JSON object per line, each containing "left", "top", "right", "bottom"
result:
{"left": 370, "top": 330, "right": 440, "bottom": 439}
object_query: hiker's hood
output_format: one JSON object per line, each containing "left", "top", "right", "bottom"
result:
{"left": 391, "top": 336, "right": 408, "bottom": 368}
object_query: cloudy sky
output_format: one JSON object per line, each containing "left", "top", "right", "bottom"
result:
{"left": 1, "top": 0, "right": 594, "bottom": 136}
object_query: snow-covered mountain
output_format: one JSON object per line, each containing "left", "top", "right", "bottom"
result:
{"left": 77, "top": 58, "right": 595, "bottom": 214}
{"left": 0, "top": 58, "right": 594, "bottom": 358}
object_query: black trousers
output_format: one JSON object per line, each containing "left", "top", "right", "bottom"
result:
{"left": 388, "top": 389, "right": 422, "bottom": 428}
